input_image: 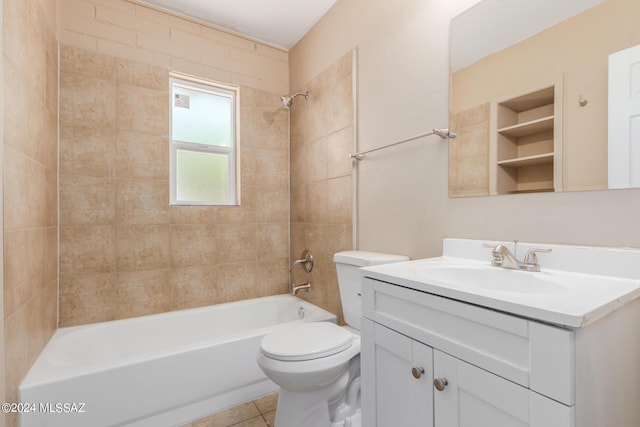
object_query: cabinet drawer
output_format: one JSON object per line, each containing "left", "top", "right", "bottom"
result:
{"left": 362, "top": 277, "right": 574, "bottom": 405}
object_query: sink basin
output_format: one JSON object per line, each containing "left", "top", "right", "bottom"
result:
{"left": 361, "top": 238, "right": 640, "bottom": 327}
{"left": 412, "top": 264, "right": 567, "bottom": 295}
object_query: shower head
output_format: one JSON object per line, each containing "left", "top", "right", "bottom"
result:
{"left": 281, "top": 95, "right": 293, "bottom": 108}
{"left": 281, "top": 91, "right": 309, "bottom": 109}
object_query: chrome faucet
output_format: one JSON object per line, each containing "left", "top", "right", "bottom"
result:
{"left": 292, "top": 282, "right": 311, "bottom": 296}
{"left": 484, "top": 241, "right": 551, "bottom": 272}
{"left": 290, "top": 250, "right": 314, "bottom": 273}
{"left": 289, "top": 250, "right": 313, "bottom": 296}
{"left": 490, "top": 244, "right": 522, "bottom": 269}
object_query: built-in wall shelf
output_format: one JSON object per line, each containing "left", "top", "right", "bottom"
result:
{"left": 491, "top": 82, "right": 563, "bottom": 195}
{"left": 503, "top": 187, "right": 554, "bottom": 194}
{"left": 498, "top": 116, "right": 554, "bottom": 139}
{"left": 497, "top": 152, "right": 554, "bottom": 168}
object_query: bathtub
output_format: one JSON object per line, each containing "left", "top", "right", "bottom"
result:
{"left": 20, "top": 294, "right": 336, "bottom": 427}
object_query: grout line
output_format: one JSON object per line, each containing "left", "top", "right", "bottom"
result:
{"left": 255, "top": 401, "right": 272, "bottom": 427}
{"left": 252, "top": 393, "right": 276, "bottom": 427}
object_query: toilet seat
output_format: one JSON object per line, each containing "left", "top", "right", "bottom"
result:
{"left": 261, "top": 323, "right": 354, "bottom": 362}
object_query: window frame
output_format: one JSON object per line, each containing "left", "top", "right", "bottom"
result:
{"left": 169, "top": 74, "right": 240, "bottom": 206}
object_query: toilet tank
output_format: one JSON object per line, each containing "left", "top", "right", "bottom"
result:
{"left": 333, "top": 251, "right": 409, "bottom": 330}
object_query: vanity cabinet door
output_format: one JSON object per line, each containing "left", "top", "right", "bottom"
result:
{"left": 363, "top": 320, "right": 434, "bottom": 427}
{"left": 433, "top": 350, "right": 572, "bottom": 427}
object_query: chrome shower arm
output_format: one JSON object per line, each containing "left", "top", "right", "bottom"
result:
{"left": 281, "top": 91, "right": 309, "bottom": 108}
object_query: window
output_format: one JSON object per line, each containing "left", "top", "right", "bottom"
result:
{"left": 170, "top": 75, "right": 239, "bottom": 205}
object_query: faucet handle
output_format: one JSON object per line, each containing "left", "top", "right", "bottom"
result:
{"left": 482, "top": 243, "right": 503, "bottom": 266}
{"left": 290, "top": 249, "right": 314, "bottom": 273}
{"left": 523, "top": 248, "right": 552, "bottom": 269}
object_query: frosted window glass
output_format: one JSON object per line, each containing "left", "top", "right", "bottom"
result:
{"left": 170, "top": 76, "right": 238, "bottom": 206}
{"left": 176, "top": 150, "right": 229, "bottom": 203}
{"left": 172, "top": 85, "right": 232, "bottom": 147}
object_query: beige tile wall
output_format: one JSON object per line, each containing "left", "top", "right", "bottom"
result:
{"left": 3, "top": 0, "right": 58, "bottom": 425}
{"left": 57, "top": 0, "right": 290, "bottom": 326}
{"left": 58, "top": 45, "right": 290, "bottom": 326}
{"left": 448, "top": 103, "right": 490, "bottom": 197}
{"left": 59, "top": 0, "right": 288, "bottom": 95}
{"left": 290, "top": 52, "right": 354, "bottom": 323}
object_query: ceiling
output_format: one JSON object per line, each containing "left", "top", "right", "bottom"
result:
{"left": 134, "top": 0, "right": 338, "bottom": 51}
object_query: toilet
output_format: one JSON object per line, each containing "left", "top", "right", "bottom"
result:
{"left": 257, "top": 251, "right": 409, "bottom": 427}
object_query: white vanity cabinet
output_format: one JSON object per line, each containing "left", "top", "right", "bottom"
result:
{"left": 361, "top": 275, "right": 640, "bottom": 427}
{"left": 432, "top": 349, "right": 570, "bottom": 427}
{"left": 361, "top": 318, "right": 434, "bottom": 426}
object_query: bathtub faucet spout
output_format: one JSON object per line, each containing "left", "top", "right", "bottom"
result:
{"left": 292, "top": 282, "right": 311, "bottom": 296}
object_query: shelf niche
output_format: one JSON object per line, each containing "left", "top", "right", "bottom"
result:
{"left": 492, "top": 84, "right": 562, "bottom": 195}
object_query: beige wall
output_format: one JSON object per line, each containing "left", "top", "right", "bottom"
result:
{"left": 0, "top": 0, "right": 5, "bottom": 424}
{"left": 0, "top": 0, "right": 7, "bottom": 427}
{"left": 58, "top": 0, "right": 290, "bottom": 326}
{"left": 3, "top": 0, "right": 58, "bottom": 425}
{"left": 289, "top": 52, "right": 354, "bottom": 323}
{"left": 451, "top": 0, "right": 640, "bottom": 192}
{"left": 290, "top": 0, "right": 640, "bottom": 261}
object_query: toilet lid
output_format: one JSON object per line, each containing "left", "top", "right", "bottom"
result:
{"left": 261, "top": 322, "right": 354, "bottom": 362}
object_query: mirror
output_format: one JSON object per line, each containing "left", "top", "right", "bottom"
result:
{"left": 449, "top": 0, "right": 640, "bottom": 197}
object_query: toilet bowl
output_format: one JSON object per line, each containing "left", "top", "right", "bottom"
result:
{"left": 257, "top": 323, "right": 361, "bottom": 427}
{"left": 257, "top": 251, "right": 409, "bottom": 427}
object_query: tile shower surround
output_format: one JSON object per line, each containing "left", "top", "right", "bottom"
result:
{"left": 58, "top": 46, "right": 290, "bottom": 326}
{"left": 289, "top": 52, "right": 354, "bottom": 324}
{"left": 3, "top": 0, "right": 59, "bottom": 425}
{"left": 59, "top": 46, "right": 354, "bottom": 327}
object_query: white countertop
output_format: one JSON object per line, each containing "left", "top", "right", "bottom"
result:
{"left": 360, "top": 239, "right": 640, "bottom": 328}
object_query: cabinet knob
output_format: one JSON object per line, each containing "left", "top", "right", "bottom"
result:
{"left": 434, "top": 377, "right": 449, "bottom": 391}
{"left": 411, "top": 367, "right": 425, "bottom": 379}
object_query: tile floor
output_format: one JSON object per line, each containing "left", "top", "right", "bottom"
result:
{"left": 181, "top": 392, "right": 278, "bottom": 427}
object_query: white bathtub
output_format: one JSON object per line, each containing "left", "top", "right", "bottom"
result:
{"left": 20, "top": 294, "right": 336, "bottom": 427}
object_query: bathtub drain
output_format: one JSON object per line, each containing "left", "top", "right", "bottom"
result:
{"left": 298, "top": 306, "right": 305, "bottom": 319}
